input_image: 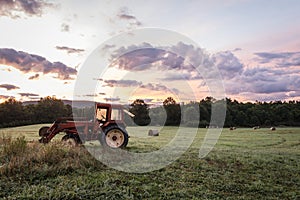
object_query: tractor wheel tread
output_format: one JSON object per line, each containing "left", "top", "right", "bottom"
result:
{"left": 100, "top": 124, "right": 129, "bottom": 148}
{"left": 39, "top": 126, "right": 50, "bottom": 137}
{"left": 62, "top": 134, "right": 82, "bottom": 145}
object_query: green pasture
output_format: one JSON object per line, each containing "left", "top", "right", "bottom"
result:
{"left": 0, "top": 125, "right": 299, "bottom": 199}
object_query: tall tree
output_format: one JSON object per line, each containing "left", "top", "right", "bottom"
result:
{"left": 163, "top": 97, "right": 181, "bottom": 126}
{"left": 35, "top": 96, "right": 67, "bottom": 123}
{"left": 129, "top": 99, "right": 151, "bottom": 126}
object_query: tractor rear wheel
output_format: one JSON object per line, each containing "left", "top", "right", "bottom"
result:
{"left": 100, "top": 125, "right": 128, "bottom": 148}
{"left": 62, "top": 134, "right": 81, "bottom": 146}
{"left": 39, "top": 126, "right": 50, "bottom": 137}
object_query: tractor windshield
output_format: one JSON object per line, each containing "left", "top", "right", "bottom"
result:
{"left": 111, "top": 108, "right": 122, "bottom": 121}
{"left": 96, "top": 108, "right": 108, "bottom": 122}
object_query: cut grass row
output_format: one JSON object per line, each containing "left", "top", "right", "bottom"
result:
{"left": 0, "top": 125, "right": 299, "bottom": 199}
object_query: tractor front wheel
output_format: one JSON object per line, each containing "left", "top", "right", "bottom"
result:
{"left": 39, "top": 126, "right": 50, "bottom": 137}
{"left": 62, "top": 134, "right": 81, "bottom": 146}
{"left": 100, "top": 125, "right": 128, "bottom": 148}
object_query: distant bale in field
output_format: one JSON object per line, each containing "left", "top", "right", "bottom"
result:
{"left": 253, "top": 126, "right": 260, "bottom": 130}
{"left": 229, "top": 127, "right": 236, "bottom": 130}
{"left": 270, "top": 127, "right": 276, "bottom": 131}
{"left": 148, "top": 129, "right": 159, "bottom": 136}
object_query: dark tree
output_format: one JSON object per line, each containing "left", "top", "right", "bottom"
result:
{"left": 34, "top": 96, "right": 70, "bottom": 123}
{"left": 163, "top": 97, "right": 181, "bottom": 126}
{"left": 129, "top": 99, "right": 151, "bottom": 126}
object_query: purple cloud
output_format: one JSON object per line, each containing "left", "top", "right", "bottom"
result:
{"left": 104, "top": 97, "right": 120, "bottom": 102}
{"left": 103, "top": 79, "right": 179, "bottom": 95}
{"left": 0, "top": 95, "right": 14, "bottom": 100}
{"left": 161, "top": 71, "right": 199, "bottom": 81}
{"left": 55, "top": 46, "right": 85, "bottom": 54}
{"left": 104, "top": 79, "right": 142, "bottom": 87}
{"left": 109, "top": 42, "right": 215, "bottom": 77}
{"left": 254, "top": 51, "right": 300, "bottom": 67}
{"left": 28, "top": 73, "right": 40, "bottom": 80}
{"left": 108, "top": 42, "right": 300, "bottom": 101}
{"left": 18, "top": 92, "right": 39, "bottom": 97}
{"left": 0, "top": 48, "right": 77, "bottom": 80}
{"left": 0, "top": 84, "right": 20, "bottom": 90}
{"left": 117, "top": 7, "right": 142, "bottom": 27}
{"left": 110, "top": 46, "right": 193, "bottom": 72}
{"left": 0, "top": 0, "right": 53, "bottom": 18}
{"left": 82, "top": 94, "right": 98, "bottom": 97}
{"left": 212, "top": 51, "right": 243, "bottom": 79}
{"left": 140, "top": 83, "right": 180, "bottom": 95}
{"left": 224, "top": 65, "right": 300, "bottom": 99}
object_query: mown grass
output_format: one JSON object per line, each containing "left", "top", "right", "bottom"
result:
{"left": 0, "top": 125, "right": 299, "bottom": 199}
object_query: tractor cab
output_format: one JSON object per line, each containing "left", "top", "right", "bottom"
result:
{"left": 39, "top": 102, "right": 129, "bottom": 148}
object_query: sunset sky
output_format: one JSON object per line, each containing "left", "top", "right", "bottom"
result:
{"left": 1, "top": 0, "right": 300, "bottom": 104}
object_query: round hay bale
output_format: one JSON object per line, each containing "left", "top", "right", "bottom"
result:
{"left": 148, "top": 129, "right": 159, "bottom": 136}
{"left": 270, "top": 127, "right": 276, "bottom": 131}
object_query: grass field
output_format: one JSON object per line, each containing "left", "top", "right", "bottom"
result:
{"left": 0, "top": 125, "right": 299, "bottom": 199}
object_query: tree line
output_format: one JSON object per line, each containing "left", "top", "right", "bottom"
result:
{"left": 0, "top": 96, "right": 300, "bottom": 128}
{"left": 0, "top": 97, "right": 72, "bottom": 128}
{"left": 128, "top": 97, "right": 300, "bottom": 128}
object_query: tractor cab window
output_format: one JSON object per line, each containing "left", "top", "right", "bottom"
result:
{"left": 96, "top": 108, "right": 108, "bottom": 122}
{"left": 111, "top": 108, "right": 122, "bottom": 121}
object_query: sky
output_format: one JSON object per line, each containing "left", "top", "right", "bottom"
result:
{"left": 1, "top": 0, "right": 300, "bottom": 104}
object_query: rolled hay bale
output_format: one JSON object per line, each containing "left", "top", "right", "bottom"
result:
{"left": 229, "top": 127, "right": 236, "bottom": 130}
{"left": 148, "top": 129, "right": 159, "bottom": 136}
{"left": 270, "top": 127, "right": 276, "bottom": 131}
{"left": 253, "top": 126, "right": 260, "bottom": 130}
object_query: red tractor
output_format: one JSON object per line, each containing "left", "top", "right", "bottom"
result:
{"left": 38, "top": 103, "right": 130, "bottom": 148}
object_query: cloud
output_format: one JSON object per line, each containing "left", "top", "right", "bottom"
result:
{"left": 212, "top": 51, "right": 244, "bottom": 79}
{"left": 28, "top": 73, "right": 39, "bottom": 80}
{"left": 254, "top": 51, "right": 300, "bottom": 67}
{"left": 233, "top": 48, "right": 242, "bottom": 52}
{"left": 140, "top": 83, "right": 180, "bottom": 95}
{"left": 102, "top": 44, "right": 116, "bottom": 51}
{"left": 103, "top": 79, "right": 180, "bottom": 95}
{"left": 110, "top": 45, "right": 191, "bottom": 72}
{"left": 93, "top": 78, "right": 103, "bottom": 81}
{"left": 287, "top": 91, "right": 300, "bottom": 98}
{"left": 18, "top": 92, "right": 39, "bottom": 97}
{"left": 82, "top": 94, "right": 98, "bottom": 97}
{"left": 161, "top": 71, "right": 199, "bottom": 81}
{"left": 108, "top": 6, "right": 143, "bottom": 35}
{"left": 0, "top": 84, "right": 20, "bottom": 90}
{"left": 109, "top": 42, "right": 215, "bottom": 76}
{"left": 103, "top": 79, "right": 142, "bottom": 87}
{"left": 61, "top": 23, "right": 70, "bottom": 32}
{"left": 104, "top": 97, "right": 120, "bottom": 102}
{"left": 109, "top": 42, "right": 300, "bottom": 101}
{"left": 55, "top": 46, "right": 85, "bottom": 54}
{"left": 224, "top": 65, "right": 300, "bottom": 98}
{"left": 117, "top": 7, "right": 142, "bottom": 27}
{"left": 0, "top": 0, "right": 53, "bottom": 18}
{"left": 255, "top": 52, "right": 288, "bottom": 60}
{"left": 0, "top": 48, "right": 77, "bottom": 80}
{"left": 0, "top": 95, "right": 14, "bottom": 100}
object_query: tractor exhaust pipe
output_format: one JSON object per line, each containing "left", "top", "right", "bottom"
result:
{"left": 123, "top": 109, "right": 135, "bottom": 118}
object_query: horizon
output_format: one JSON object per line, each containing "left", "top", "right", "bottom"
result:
{"left": 15, "top": 95, "right": 300, "bottom": 106}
